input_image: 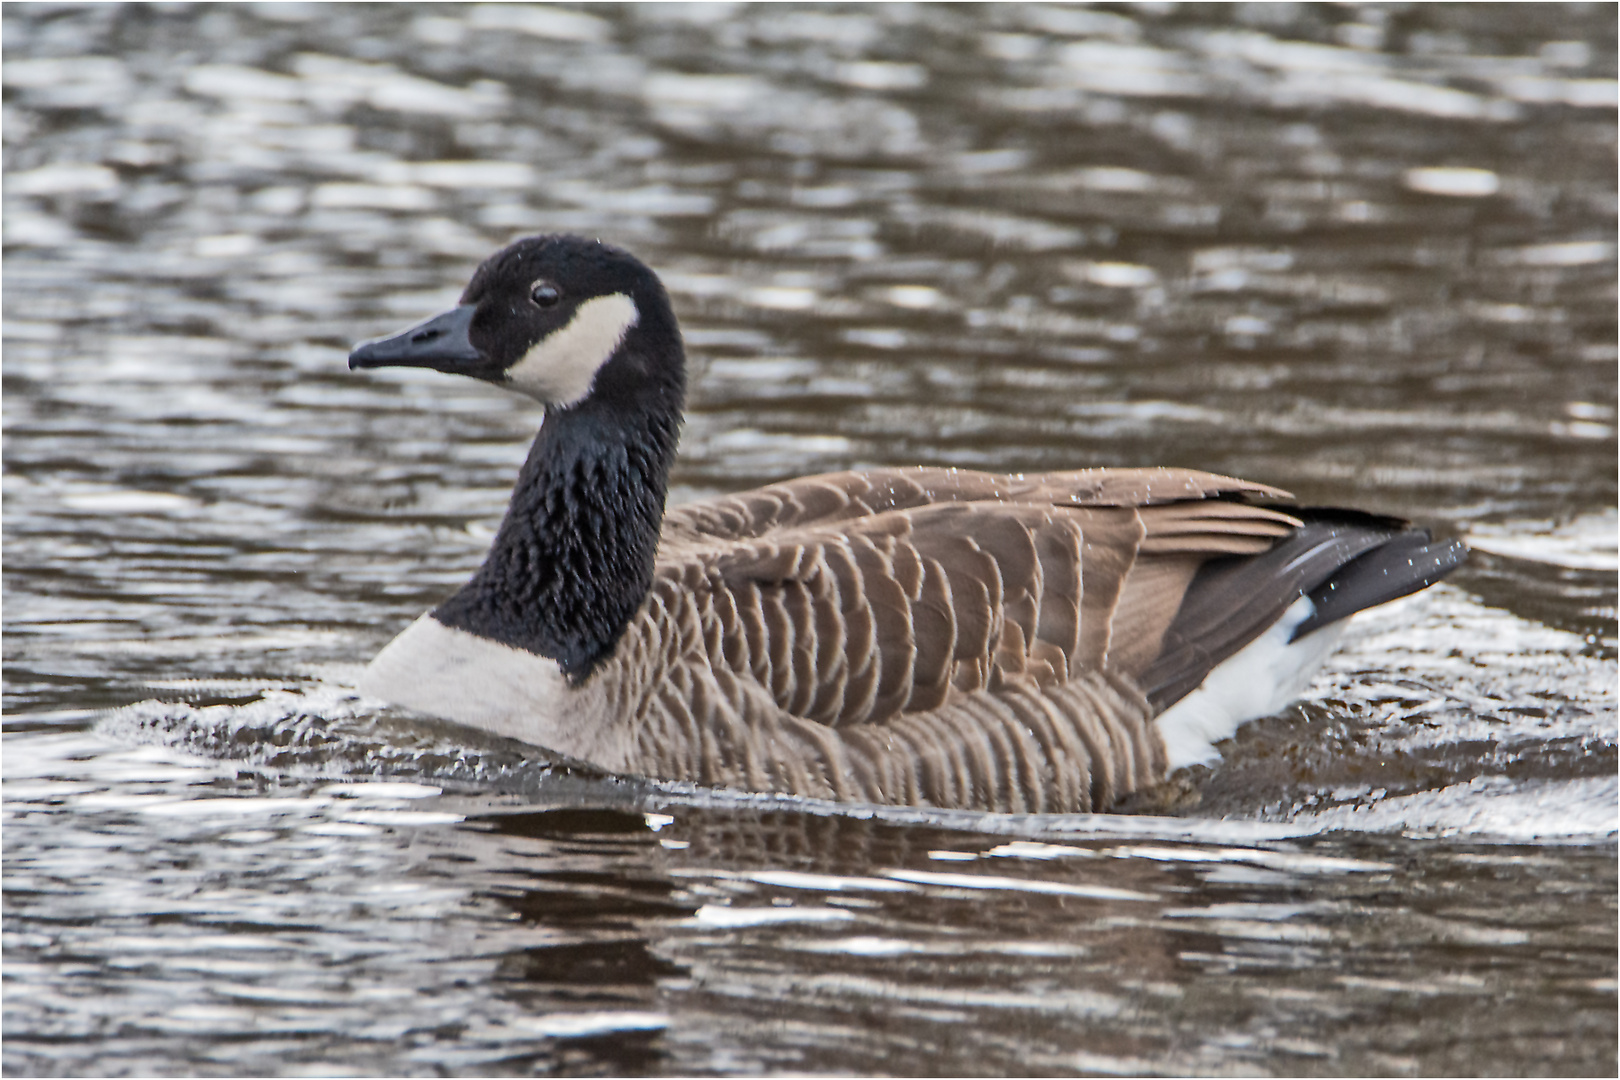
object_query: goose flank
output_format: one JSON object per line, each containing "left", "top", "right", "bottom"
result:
{"left": 348, "top": 234, "right": 1467, "bottom": 814}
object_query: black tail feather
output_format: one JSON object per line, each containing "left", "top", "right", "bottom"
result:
{"left": 1292, "top": 532, "right": 1469, "bottom": 640}
{"left": 1142, "top": 509, "right": 1468, "bottom": 711}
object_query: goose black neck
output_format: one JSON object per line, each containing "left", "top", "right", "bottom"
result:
{"left": 433, "top": 338, "right": 684, "bottom": 682}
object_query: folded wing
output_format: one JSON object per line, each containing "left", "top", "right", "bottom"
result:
{"left": 659, "top": 467, "right": 1303, "bottom": 729}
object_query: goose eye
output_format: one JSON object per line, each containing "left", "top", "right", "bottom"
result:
{"left": 530, "top": 282, "right": 561, "bottom": 308}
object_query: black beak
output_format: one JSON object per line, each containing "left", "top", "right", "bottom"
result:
{"left": 348, "top": 305, "right": 494, "bottom": 378}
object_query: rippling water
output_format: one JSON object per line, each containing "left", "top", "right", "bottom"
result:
{"left": 4, "top": 4, "right": 1616, "bottom": 1076}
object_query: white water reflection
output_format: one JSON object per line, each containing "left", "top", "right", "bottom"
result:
{"left": 1466, "top": 509, "right": 1619, "bottom": 569}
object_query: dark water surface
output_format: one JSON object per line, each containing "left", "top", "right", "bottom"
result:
{"left": 4, "top": 4, "right": 1616, "bottom": 1076}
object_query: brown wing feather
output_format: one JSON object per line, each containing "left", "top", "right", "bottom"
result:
{"left": 661, "top": 466, "right": 1291, "bottom": 547}
{"left": 655, "top": 468, "right": 1305, "bottom": 739}
{"left": 616, "top": 469, "right": 1321, "bottom": 812}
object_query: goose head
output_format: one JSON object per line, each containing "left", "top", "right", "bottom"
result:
{"left": 349, "top": 234, "right": 684, "bottom": 413}
{"left": 348, "top": 235, "right": 687, "bottom": 679}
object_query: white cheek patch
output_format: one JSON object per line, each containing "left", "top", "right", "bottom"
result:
{"left": 504, "top": 292, "right": 640, "bottom": 406}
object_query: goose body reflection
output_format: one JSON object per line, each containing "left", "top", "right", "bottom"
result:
{"left": 348, "top": 234, "right": 1466, "bottom": 813}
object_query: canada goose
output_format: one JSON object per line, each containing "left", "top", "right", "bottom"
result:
{"left": 348, "top": 234, "right": 1466, "bottom": 814}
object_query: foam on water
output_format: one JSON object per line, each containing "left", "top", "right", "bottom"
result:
{"left": 1291, "top": 775, "right": 1618, "bottom": 841}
